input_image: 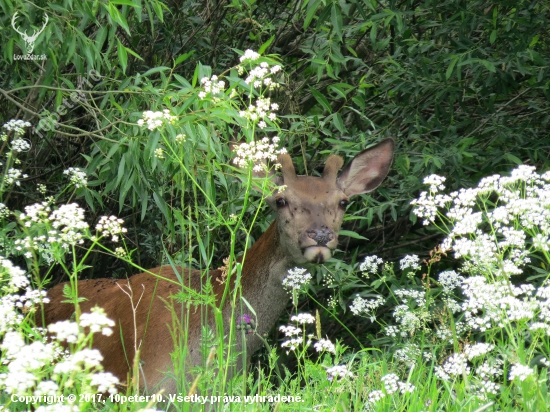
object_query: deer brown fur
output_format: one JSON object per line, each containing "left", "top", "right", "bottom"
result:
{"left": 42, "top": 139, "right": 394, "bottom": 396}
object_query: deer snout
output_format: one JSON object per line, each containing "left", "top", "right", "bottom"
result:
{"left": 301, "top": 226, "right": 337, "bottom": 263}
{"left": 306, "top": 227, "right": 335, "bottom": 246}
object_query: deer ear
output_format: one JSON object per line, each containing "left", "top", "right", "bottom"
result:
{"left": 337, "top": 139, "right": 394, "bottom": 196}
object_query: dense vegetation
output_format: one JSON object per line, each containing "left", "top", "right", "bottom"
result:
{"left": 1, "top": 0, "right": 550, "bottom": 410}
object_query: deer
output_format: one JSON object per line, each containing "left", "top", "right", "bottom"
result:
{"left": 42, "top": 139, "right": 394, "bottom": 397}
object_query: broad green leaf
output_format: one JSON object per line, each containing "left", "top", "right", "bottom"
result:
{"left": 339, "top": 230, "right": 368, "bottom": 240}
{"left": 116, "top": 39, "right": 128, "bottom": 73}
{"left": 309, "top": 87, "right": 332, "bottom": 112}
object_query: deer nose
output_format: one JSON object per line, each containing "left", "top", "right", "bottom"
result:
{"left": 306, "top": 227, "right": 334, "bottom": 246}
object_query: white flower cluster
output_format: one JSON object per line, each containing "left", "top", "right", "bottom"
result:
{"left": 11, "top": 138, "right": 30, "bottom": 152}
{"left": 399, "top": 254, "right": 420, "bottom": 271}
{"left": 326, "top": 364, "right": 354, "bottom": 381}
{"left": 349, "top": 295, "right": 384, "bottom": 319}
{"left": 509, "top": 363, "right": 534, "bottom": 382}
{"left": 4, "top": 168, "right": 28, "bottom": 186}
{"left": 393, "top": 344, "right": 421, "bottom": 367}
{"left": 435, "top": 353, "right": 470, "bottom": 379}
{"left": 314, "top": 338, "right": 335, "bottom": 354}
{"left": 239, "top": 49, "right": 261, "bottom": 62}
{"left": 0, "top": 331, "right": 57, "bottom": 395}
{"left": 359, "top": 255, "right": 383, "bottom": 274}
{"left": 438, "top": 270, "right": 464, "bottom": 294}
{"left": 290, "top": 313, "right": 315, "bottom": 324}
{"left": 137, "top": 109, "right": 177, "bottom": 130}
{"left": 0, "top": 202, "right": 9, "bottom": 219}
{"left": 461, "top": 276, "right": 540, "bottom": 332}
{"left": 233, "top": 136, "right": 287, "bottom": 173}
{"left": 95, "top": 215, "right": 127, "bottom": 242}
{"left": 14, "top": 203, "right": 90, "bottom": 260}
{"left": 464, "top": 343, "right": 494, "bottom": 360}
{"left": 281, "top": 267, "right": 312, "bottom": 290}
{"left": 79, "top": 307, "right": 115, "bottom": 336}
{"left": 238, "top": 52, "right": 282, "bottom": 90}
{"left": 63, "top": 167, "right": 87, "bottom": 188}
{"left": 199, "top": 75, "right": 226, "bottom": 99}
{"left": 412, "top": 165, "right": 550, "bottom": 277}
{"left": 2, "top": 119, "right": 31, "bottom": 134}
{"left": 367, "top": 373, "right": 415, "bottom": 399}
{"left": 239, "top": 97, "right": 279, "bottom": 129}
{"left": 48, "top": 320, "right": 80, "bottom": 343}
{"left": 279, "top": 312, "right": 336, "bottom": 355}
{"left": 0, "top": 258, "right": 49, "bottom": 333}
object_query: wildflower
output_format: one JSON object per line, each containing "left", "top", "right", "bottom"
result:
{"left": 199, "top": 75, "right": 226, "bottom": 99}
{"left": 438, "top": 270, "right": 464, "bottom": 294}
{"left": 2, "top": 119, "right": 31, "bottom": 134}
{"left": 48, "top": 320, "right": 80, "bottom": 343}
{"left": 11, "top": 138, "right": 31, "bottom": 152}
{"left": 137, "top": 109, "right": 177, "bottom": 130}
{"left": 282, "top": 267, "right": 312, "bottom": 290}
{"left": 4, "top": 168, "right": 28, "bottom": 186}
{"left": 381, "top": 373, "right": 400, "bottom": 394}
{"left": 367, "top": 390, "right": 385, "bottom": 403}
{"left": 509, "top": 364, "right": 534, "bottom": 381}
{"left": 290, "top": 313, "right": 315, "bottom": 324}
{"left": 79, "top": 307, "right": 115, "bottom": 336}
{"left": 90, "top": 372, "right": 119, "bottom": 395}
{"left": 349, "top": 295, "right": 384, "bottom": 318}
{"left": 63, "top": 167, "right": 88, "bottom": 188}
{"left": 314, "top": 339, "right": 335, "bottom": 354}
{"left": 154, "top": 147, "right": 165, "bottom": 159}
{"left": 464, "top": 343, "right": 494, "bottom": 360}
{"left": 236, "top": 314, "right": 256, "bottom": 334}
{"left": 239, "top": 49, "right": 260, "bottom": 62}
{"left": 96, "top": 215, "right": 127, "bottom": 242}
{"left": 399, "top": 255, "right": 420, "bottom": 271}
{"left": 233, "top": 136, "right": 286, "bottom": 173}
{"left": 326, "top": 364, "right": 354, "bottom": 381}
{"left": 359, "top": 255, "right": 383, "bottom": 274}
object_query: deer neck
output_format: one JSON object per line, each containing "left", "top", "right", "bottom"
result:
{"left": 230, "top": 220, "right": 294, "bottom": 336}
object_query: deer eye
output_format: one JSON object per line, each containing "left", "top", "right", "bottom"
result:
{"left": 339, "top": 199, "right": 349, "bottom": 209}
{"left": 275, "top": 198, "right": 287, "bottom": 208}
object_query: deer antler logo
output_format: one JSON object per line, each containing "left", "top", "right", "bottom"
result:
{"left": 11, "top": 12, "right": 48, "bottom": 55}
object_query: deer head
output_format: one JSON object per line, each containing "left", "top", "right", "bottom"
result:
{"left": 265, "top": 138, "right": 394, "bottom": 269}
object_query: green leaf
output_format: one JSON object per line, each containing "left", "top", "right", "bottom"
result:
{"left": 116, "top": 39, "right": 128, "bottom": 73}
{"left": 339, "top": 230, "right": 368, "bottom": 240}
{"left": 505, "top": 153, "right": 523, "bottom": 165}
{"left": 333, "top": 113, "right": 346, "bottom": 134}
{"left": 258, "top": 35, "right": 275, "bottom": 54}
{"left": 446, "top": 57, "right": 458, "bottom": 80}
{"left": 309, "top": 87, "right": 332, "bottom": 113}
{"left": 330, "top": 4, "right": 343, "bottom": 41}
{"left": 490, "top": 30, "right": 497, "bottom": 44}
{"left": 175, "top": 51, "right": 195, "bottom": 66}
{"left": 304, "top": 0, "right": 322, "bottom": 30}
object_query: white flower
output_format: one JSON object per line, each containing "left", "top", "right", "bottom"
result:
{"left": 509, "top": 364, "right": 534, "bottom": 381}
{"left": 79, "top": 307, "right": 115, "bottom": 336}
{"left": 314, "top": 339, "right": 335, "bottom": 353}
{"left": 359, "top": 255, "right": 383, "bottom": 274}
{"left": 326, "top": 364, "right": 354, "bottom": 381}
{"left": 63, "top": 167, "right": 87, "bottom": 188}
{"left": 239, "top": 49, "right": 260, "bottom": 62}
{"left": 96, "top": 215, "right": 127, "bottom": 242}
{"left": 90, "top": 372, "right": 119, "bottom": 395}
{"left": 290, "top": 313, "right": 315, "bottom": 324}
{"left": 48, "top": 320, "right": 79, "bottom": 343}
{"left": 399, "top": 254, "right": 420, "bottom": 271}
{"left": 349, "top": 295, "right": 384, "bottom": 318}
{"left": 282, "top": 267, "right": 312, "bottom": 290}
{"left": 137, "top": 109, "right": 177, "bottom": 130}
